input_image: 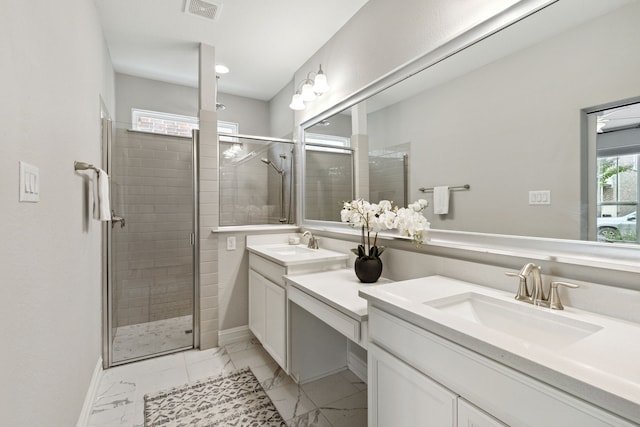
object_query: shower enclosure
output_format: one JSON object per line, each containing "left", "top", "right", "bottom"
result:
{"left": 102, "top": 119, "right": 197, "bottom": 367}
{"left": 369, "top": 144, "right": 410, "bottom": 207}
{"left": 219, "top": 135, "right": 294, "bottom": 226}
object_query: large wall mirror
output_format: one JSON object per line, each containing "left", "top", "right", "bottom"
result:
{"left": 302, "top": 0, "right": 640, "bottom": 247}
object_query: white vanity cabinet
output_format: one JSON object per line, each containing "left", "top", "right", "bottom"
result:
{"left": 247, "top": 243, "right": 348, "bottom": 372}
{"left": 457, "top": 399, "right": 508, "bottom": 427}
{"left": 248, "top": 268, "right": 286, "bottom": 368}
{"left": 368, "top": 342, "right": 457, "bottom": 426}
{"left": 367, "top": 306, "right": 636, "bottom": 427}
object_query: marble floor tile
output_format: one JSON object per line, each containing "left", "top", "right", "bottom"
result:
{"left": 266, "top": 382, "right": 317, "bottom": 421}
{"left": 227, "top": 344, "right": 275, "bottom": 370}
{"left": 320, "top": 389, "right": 368, "bottom": 427}
{"left": 301, "top": 371, "right": 361, "bottom": 407}
{"left": 182, "top": 347, "right": 228, "bottom": 365}
{"left": 87, "top": 338, "right": 368, "bottom": 427}
{"left": 224, "top": 337, "right": 262, "bottom": 354}
{"left": 339, "top": 369, "right": 367, "bottom": 392}
{"left": 132, "top": 365, "right": 190, "bottom": 403}
{"left": 185, "top": 349, "right": 236, "bottom": 382}
{"left": 286, "top": 408, "right": 333, "bottom": 427}
{"left": 253, "top": 362, "right": 295, "bottom": 391}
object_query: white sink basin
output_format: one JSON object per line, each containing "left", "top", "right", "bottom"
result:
{"left": 267, "top": 245, "right": 316, "bottom": 256}
{"left": 425, "top": 292, "right": 603, "bottom": 349}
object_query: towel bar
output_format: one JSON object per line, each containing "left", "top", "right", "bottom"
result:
{"left": 419, "top": 184, "right": 470, "bottom": 193}
{"left": 74, "top": 161, "right": 99, "bottom": 172}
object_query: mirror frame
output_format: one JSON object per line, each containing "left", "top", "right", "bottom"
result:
{"left": 298, "top": 0, "right": 640, "bottom": 274}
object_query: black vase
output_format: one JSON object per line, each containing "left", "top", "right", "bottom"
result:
{"left": 354, "top": 256, "right": 383, "bottom": 283}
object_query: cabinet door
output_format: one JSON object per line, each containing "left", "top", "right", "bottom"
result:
{"left": 369, "top": 343, "right": 457, "bottom": 427}
{"left": 248, "top": 270, "right": 265, "bottom": 341}
{"left": 264, "top": 279, "right": 286, "bottom": 368}
{"left": 458, "top": 399, "right": 508, "bottom": 427}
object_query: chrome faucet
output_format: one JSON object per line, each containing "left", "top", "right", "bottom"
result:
{"left": 302, "top": 231, "right": 319, "bottom": 249}
{"left": 505, "top": 262, "right": 579, "bottom": 310}
{"left": 518, "top": 262, "right": 546, "bottom": 305}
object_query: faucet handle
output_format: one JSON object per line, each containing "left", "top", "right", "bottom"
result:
{"left": 505, "top": 271, "right": 530, "bottom": 301}
{"left": 548, "top": 281, "right": 579, "bottom": 310}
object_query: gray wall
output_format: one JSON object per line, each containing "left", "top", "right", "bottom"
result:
{"left": 116, "top": 73, "right": 198, "bottom": 128}
{"left": 0, "top": 0, "right": 115, "bottom": 425}
{"left": 293, "top": 0, "right": 523, "bottom": 124}
{"left": 116, "top": 73, "right": 271, "bottom": 136}
{"left": 270, "top": 79, "right": 296, "bottom": 139}
{"left": 217, "top": 92, "right": 271, "bottom": 136}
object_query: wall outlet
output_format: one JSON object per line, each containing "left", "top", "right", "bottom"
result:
{"left": 529, "top": 190, "right": 551, "bottom": 205}
{"left": 226, "top": 236, "right": 236, "bottom": 251}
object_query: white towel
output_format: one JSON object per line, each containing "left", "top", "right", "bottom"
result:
{"left": 93, "top": 169, "right": 112, "bottom": 221}
{"left": 433, "top": 186, "right": 450, "bottom": 215}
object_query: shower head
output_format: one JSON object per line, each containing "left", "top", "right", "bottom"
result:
{"left": 261, "top": 157, "right": 284, "bottom": 174}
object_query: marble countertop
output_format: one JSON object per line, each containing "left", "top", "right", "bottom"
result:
{"left": 358, "top": 275, "right": 640, "bottom": 425}
{"left": 247, "top": 243, "right": 348, "bottom": 267}
{"left": 284, "top": 269, "right": 392, "bottom": 321}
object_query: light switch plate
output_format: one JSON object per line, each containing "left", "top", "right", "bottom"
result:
{"left": 19, "top": 161, "right": 40, "bottom": 202}
{"left": 529, "top": 190, "right": 550, "bottom": 205}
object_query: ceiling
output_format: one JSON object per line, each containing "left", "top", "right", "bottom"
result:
{"left": 94, "top": 0, "right": 369, "bottom": 101}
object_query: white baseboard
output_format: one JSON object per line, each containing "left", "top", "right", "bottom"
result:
{"left": 76, "top": 357, "right": 103, "bottom": 427}
{"left": 347, "top": 350, "right": 368, "bottom": 384}
{"left": 218, "top": 325, "right": 252, "bottom": 346}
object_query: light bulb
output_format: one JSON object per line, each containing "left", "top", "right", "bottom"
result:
{"left": 313, "top": 72, "right": 329, "bottom": 94}
{"left": 289, "top": 93, "right": 305, "bottom": 110}
{"left": 300, "top": 82, "right": 317, "bottom": 102}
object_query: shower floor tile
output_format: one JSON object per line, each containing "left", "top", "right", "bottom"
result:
{"left": 112, "top": 315, "right": 193, "bottom": 363}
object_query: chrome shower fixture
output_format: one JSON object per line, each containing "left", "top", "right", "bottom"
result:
{"left": 261, "top": 156, "right": 288, "bottom": 223}
{"left": 261, "top": 158, "right": 284, "bottom": 175}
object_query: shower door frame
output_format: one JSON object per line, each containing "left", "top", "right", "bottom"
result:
{"left": 101, "top": 121, "right": 200, "bottom": 368}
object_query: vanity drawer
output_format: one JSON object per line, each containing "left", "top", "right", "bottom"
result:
{"left": 288, "top": 285, "right": 361, "bottom": 342}
{"left": 368, "top": 306, "right": 635, "bottom": 427}
{"left": 249, "top": 253, "right": 286, "bottom": 287}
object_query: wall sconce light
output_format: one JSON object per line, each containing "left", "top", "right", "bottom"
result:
{"left": 289, "top": 65, "right": 330, "bottom": 110}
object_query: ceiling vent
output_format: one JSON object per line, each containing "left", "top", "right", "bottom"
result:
{"left": 184, "top": 0, "right": 222, "bottom": 21}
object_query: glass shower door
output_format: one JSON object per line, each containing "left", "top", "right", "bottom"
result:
{"left": 107, "top": 124, "right": 196, "bottom": 365}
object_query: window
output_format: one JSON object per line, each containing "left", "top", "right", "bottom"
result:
{"left": 131, "top": 109, "right": 199, "bottom": 137}
{"left": 596, "top": 154, "right": 638, "bottom": 243}
{"left": 131, "top": 108, "right": 238, "bottom": 138}
{"left": 594, "top": 102, "right": 640, "bottom": 243}
{"left": 305, "top": 132, "right": 351, "bottom": 153}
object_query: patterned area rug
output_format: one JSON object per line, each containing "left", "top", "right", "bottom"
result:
{"left": 144, "top": 368, "right": 286, "bottom": 427}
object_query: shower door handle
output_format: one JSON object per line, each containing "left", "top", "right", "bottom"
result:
{"left": 111, "top": 210, "right": 126, "bottom": 229}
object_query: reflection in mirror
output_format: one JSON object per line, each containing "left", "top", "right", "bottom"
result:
{"left": 303, "top": 118, "right": 354, "bottom": 222}
{"left": 592, "top": 102, "right": 640, "bottom": 245}
{"left": 369, "top": 143, "right": 409, "bottom": 208}
{"left": 303, "top": 109, "right": 410, "bottom": 221}
{"left": 302, "top": 0, "right": 640, "bottom": 243}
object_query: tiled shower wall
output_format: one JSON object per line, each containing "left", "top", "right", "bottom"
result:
{"left": 219, "top": 140, "right": 294, "bottom": 226}
{"left": 305, "top": 150, "right": 354, "bottom": 222}
{"left": 111, "top": 128, "right": 194, "bottom": 327}
{"left": 219, "top": 140, "right": 269, "bottom": 226}
{"left": 369, "top": 155, "right": 407, "bottom": 207}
